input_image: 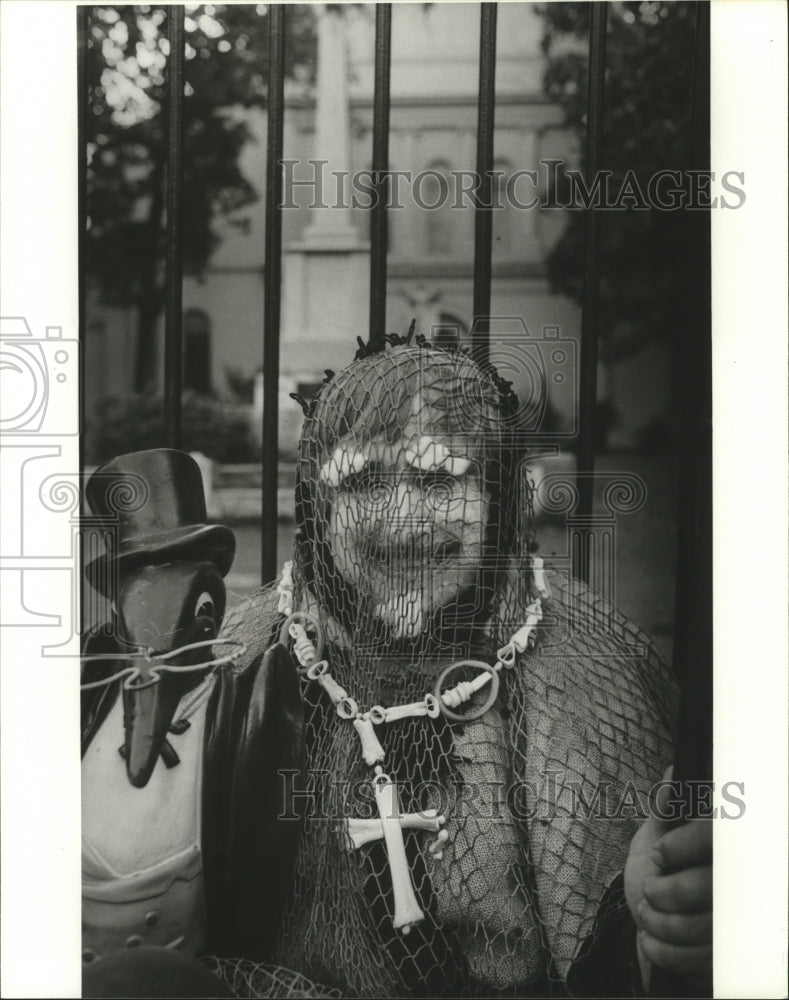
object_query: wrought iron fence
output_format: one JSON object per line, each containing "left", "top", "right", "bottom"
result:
{"left": 77, "top": 2, "right": 711, "bottom": 777}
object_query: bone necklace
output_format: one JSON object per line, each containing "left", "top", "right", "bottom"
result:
{"left": 276, "top": 560, "right": 547, "bottom": 935}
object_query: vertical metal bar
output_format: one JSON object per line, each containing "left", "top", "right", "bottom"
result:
{"left": 575, "top": 2, "right": 608, "bottom": 577}
{"left": 77, "top": 5, "right": 88, "bottom": 465}
{"left": 261, "top": 5, "right": 286, "bottom": 584}
{"left": 650, "top": 8, "right": 711, "bottom": 992}
{"left": 77, "top": 6, "right": 89, "bottom": 637}
{"left": 368, "top": 3, "right": 392, "bottom": 352}
{"left": 471, "top": 2, "right": 497, "bottom": 365}
{"left": 669, "top": 0, "right": 712, "bottom": 784}
{"left": 164, "top": 5, "right": 185, "bottom": 449}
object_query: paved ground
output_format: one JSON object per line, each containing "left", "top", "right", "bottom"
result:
{"left": 224, "top": 453, "right": 678, "bottom": 662}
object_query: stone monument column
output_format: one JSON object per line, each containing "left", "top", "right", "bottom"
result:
{"left": 282, "top": 3, "right": 369, "bottom": 376}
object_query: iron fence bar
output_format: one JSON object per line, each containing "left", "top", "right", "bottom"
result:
{"left": 471, "top": 2, "right": 497, "bottom": 365}
{"left": 261, "top": 4, "right": 286, "bottom": 585}
{"left": 77, "top": 5, "right": 88, "bottom": 465}
{"left": 78, "top": 5, "right": 88, "bottom": 634}
{"left": 574, "top": 1, "right": 608, "bottom": 579}
{"left": 671, "top": 0, "right": 711, "bottom": 722}
{"left": 650, "top": 7, "right": 711, "bottom": 991}
{"left": 669, "top": 0, "right": 713, "bottom": 790}
{"left": 368, "top": 3, "right": 392, "bottom": 352}
{"left": 163, "top": 4, "right": 185, "bottom": 449}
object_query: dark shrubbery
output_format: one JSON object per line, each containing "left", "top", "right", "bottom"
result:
{"left": 86, "top": 392, "right": 260, "bottom": 465}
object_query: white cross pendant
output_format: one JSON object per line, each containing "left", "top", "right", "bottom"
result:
{"left": 344, "top": 768, "right": 448, "bottom": 934}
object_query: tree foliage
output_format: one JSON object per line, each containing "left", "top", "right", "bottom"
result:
{"left": 85, "top": 4, "right": 316, "bottom": 389}
{"left": 536, "top": 1, "right": 701, "bottom": 366}
{"left": 87, "top": 391, "right": 260, "bottom": 463}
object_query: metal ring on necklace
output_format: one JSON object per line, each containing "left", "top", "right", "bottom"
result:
{"left": 433, "top": 659, "right": 501, "bottom": 723}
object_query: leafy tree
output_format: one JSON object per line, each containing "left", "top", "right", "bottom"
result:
{"left": 87, "top": 390, "right": 260, "bottom": 463}
{"left": 85, "top": 4, "right": 316, "bottom": 390}
{"left": 535, "top": 0, "right": 705, "bottom": 431}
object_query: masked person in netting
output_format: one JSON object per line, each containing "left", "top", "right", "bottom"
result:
{"left": 219, "top": 336, "right": 712, "bottom": 999}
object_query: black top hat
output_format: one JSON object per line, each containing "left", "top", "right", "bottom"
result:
{"left": 85, "top": 449, "right": 236, "bottom": 593}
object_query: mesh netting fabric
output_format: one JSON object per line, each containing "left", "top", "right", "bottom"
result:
{"left": 220, "top": 343, "right": 678, "bottom": 998}
{"left": 204, "top": 957, "right": 342, "bottom": 999}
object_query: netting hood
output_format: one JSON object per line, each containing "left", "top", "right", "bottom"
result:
{"left": 226, "top": 338, "right": 679, "bottom": 997}
{"left": 292, "top": 342, "right": 529, "bottom": 673}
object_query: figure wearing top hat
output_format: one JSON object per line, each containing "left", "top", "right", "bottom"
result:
{"left": 80, "top": 449, "right": 305, "bottom": 989}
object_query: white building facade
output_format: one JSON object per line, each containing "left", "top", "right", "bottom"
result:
{"left": 85, "top": 3, "right": 670, "bottom": 453}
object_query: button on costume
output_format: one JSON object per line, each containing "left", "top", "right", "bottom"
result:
{"left": 81, "top": 342, "right": 678, "bottom": 997}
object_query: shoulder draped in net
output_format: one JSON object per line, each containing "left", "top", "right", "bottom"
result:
{"left": 220, "top": 343, "right": 677, "bottom": 998}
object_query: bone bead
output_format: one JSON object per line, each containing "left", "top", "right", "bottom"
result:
{"left": 510, "top": 601, "right": 543, "bottom": 652}
{"left": 530, "top": 555, "right": 550, "bottom": 599}
{"left": 353, "top": 716, "right": 385, "bottom": 766}
{"left": 276, "top": 561, "right": 294, "bottom": 613}
{"left": 382, "top": 697, "right": 439, "bottom": 723}
{"left": 289, "top": 623, "right": 317, "bottom": 666}
{"left": 440, "top": 670, "right": 492, "bottom": 709}
{"left": 316, "top": 671, "right": 348, "bottom": 706}
{"left": 429, "top": 828, "right": 450, "bottom": 859}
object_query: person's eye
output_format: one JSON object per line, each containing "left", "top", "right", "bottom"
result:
{"left": 421, "top": 471, "right": 458, "bottom": 504}
{"left": 344, "top": 464, "right": 387, "bottom": 494}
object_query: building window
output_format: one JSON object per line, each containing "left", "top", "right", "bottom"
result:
{"left": 183, "top": 309, "right": 211, "bottom": 395}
